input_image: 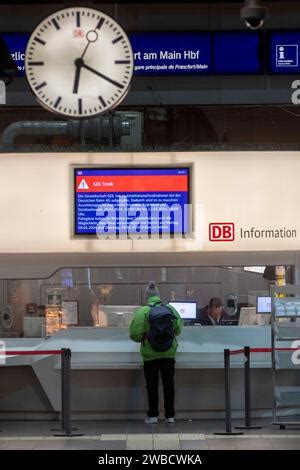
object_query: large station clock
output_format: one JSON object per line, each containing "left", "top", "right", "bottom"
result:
{"left": 25, "top": 7, "right": 134, "bottom": 118}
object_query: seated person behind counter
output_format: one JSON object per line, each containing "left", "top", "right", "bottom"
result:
{"left": 198, "top": 297, "right": 230, "bottom": 326}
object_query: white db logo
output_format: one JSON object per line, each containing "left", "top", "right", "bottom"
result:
{"left": 291, "top": 340, "right": 300, "bottom": 365}
{"left": 0, "top": 341, "right": 6, "bottom": 365}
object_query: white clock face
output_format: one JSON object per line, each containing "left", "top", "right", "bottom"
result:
{"left": 25, "top": 7, "right": 134, "bottom": 118}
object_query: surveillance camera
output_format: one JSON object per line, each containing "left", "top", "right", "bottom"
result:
{"left": 240, "top": 1, "right": 267, "bottom": 30}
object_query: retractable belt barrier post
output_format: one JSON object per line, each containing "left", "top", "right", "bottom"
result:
{"left": 54, "top": 348, "right": 83, "bottom": 437}
{"left": 51, "top": 348, "right": 78, "bottom": 434}
{"left": 51, "top": 347, "right": 66, "bottom": 432}
{"left": 235, "top": 346, "right": 262, "bottom": 430}
{"left": 215, "top": 346, "right": 300, "bottom": 434}
{"left": 214, "top": 349, "right": 243, "bottom": 436}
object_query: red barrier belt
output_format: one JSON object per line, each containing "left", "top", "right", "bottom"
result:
{"left": 230, "top": 349, "right": 245, "bottom": 355}
{"left": 3, "top": 350, "right": 62, "bottom": 356}
{"left": 252, "top": 347, "right": 299, "bottom": 352}
{"left": 230, "top": 347, "right": 300, "bottom": 355}
{"left": 2, "top": 348, "right": 298, "bottom": 356}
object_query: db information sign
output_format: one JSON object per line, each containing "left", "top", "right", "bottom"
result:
{"left": 209, "top": 223, "right": 235, "bottom": 242}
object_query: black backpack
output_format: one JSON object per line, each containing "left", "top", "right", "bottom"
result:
{"left": 146, "top": 303, "right": 175, "bottom": 352}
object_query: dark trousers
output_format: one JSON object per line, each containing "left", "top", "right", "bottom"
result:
{"left": 143, "top": 358, "right": 175, "bottom": 418}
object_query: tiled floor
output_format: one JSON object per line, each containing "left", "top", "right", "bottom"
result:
{"left": 0, "top": 418, "right": 299, "bottom": 450}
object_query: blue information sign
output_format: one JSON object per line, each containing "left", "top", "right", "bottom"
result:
{"left": 1, "top": 32, "right": 29, "bottom": 76}
{"left": 0, "top": 30, "right": 268, "bottom": 77}
{"left": 270, "top": 31, "right": 300, "bottom": 74}
{"left": 130, "top": 32, "right": 212, "bottom": 75}
{"left": 214, "top": 32, "right": 262, "bottom": 74}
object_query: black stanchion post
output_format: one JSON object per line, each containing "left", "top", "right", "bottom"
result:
{"left": 235, "top": 346, "right": 262, "bottom": 430}
{"left": 62, "top": 347, "right": 67, "bottom": 430}
{"left": 54, "top": 348, "right": 83, "bottom": 437}
{"left": 215, "top": 349, "right": 243, "bottom": 435}
{"left": 52, "top": 348, "right": 78, "bottom": 433}
{"left": 51, "top": 348, "right": 66, "bottom": 432}
{"left": 0, "top": 344, "right": 5, "bottom": 432}
{"left": 65, "top": 348, "right": 72, "bottom": 435}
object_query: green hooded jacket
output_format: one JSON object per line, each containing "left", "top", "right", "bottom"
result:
{"left": 129, "top": 295, "right": 183, "bottom": 362}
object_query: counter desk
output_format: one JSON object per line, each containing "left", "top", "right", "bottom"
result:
{"left": 0, "top": 326, "right": 293, "bottom": 420}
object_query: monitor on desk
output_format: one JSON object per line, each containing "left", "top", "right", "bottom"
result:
{"left": 256, "top": 296, "right": 272, "bottom": 314}
{"left": 168, "top": 301, "right": 198, "bottom": 320}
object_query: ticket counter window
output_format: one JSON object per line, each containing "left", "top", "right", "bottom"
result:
{"left": 0, "top": 265, "right": 293, "bottom": 338}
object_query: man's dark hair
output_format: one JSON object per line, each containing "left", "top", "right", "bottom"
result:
{"left": 208, "top": 297, "right": 223, "bottom": 309}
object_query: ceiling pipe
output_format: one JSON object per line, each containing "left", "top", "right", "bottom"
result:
{"left": 1, "top": 115, "right": 130, "bottom": 146}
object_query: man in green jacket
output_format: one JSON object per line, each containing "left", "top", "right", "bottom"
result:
{"left": 129, "top": 281, "right": 183, "bottom": 424}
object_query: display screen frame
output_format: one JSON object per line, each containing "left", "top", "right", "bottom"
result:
{"left": 1, "top": 29, "right": 266, "bottom": 78}
{"left": 256, "top": 296, "right": 272, "bottom": 314}
{"left": 168, "top": 300, "right": 198, "bottom": 320}
{"left": 71, "top": 164, "right": 193, "bottom": 239}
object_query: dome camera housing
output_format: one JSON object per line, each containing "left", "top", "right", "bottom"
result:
{"left": 240, "top": 1, "right": 267, "bottom": 30}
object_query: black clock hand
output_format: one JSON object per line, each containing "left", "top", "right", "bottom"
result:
{"left": 73, "top": 29, "right": 99, "bottom": 94}
{"left": 73, "top": 58, "right": 83, "bottom": 94}
{"left": 81, "top": 62, "right": 124, "bottom": 89}
{"left": 81, "top": 42, "right": 90, "bottom": 59}
{"left": 73, "top": 30, "right": 99, "bottom": 93}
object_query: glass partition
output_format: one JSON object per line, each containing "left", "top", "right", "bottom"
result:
{"left": 0, "top": 264, "right": 293, "bottom": 338}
